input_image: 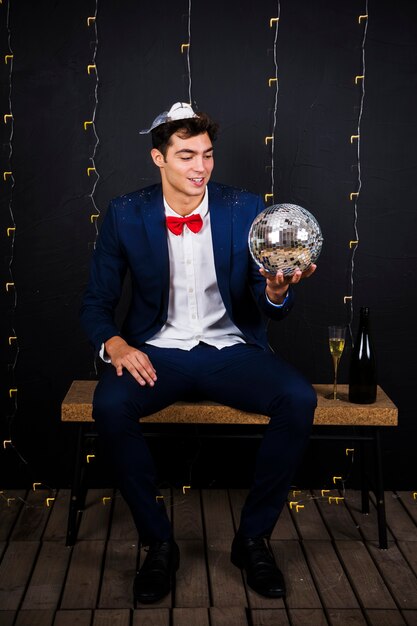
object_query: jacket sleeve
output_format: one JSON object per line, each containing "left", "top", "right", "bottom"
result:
{"left": 79, "top": 200, "right": 128, "bottom": 354}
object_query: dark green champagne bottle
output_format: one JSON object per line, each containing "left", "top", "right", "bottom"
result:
{"left": 348, "top": 307, "right": 377, "bottom": 404}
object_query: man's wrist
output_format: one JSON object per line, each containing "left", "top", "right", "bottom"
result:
{"left": 104, "top": 335, "right": 125, "bottom": 358}
{"left": 266, "top": 287, "right": 289, "bottom": 306}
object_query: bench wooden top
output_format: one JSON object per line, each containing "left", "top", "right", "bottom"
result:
{"left": 61, "top": 380, "right": 398, "bottom": 427}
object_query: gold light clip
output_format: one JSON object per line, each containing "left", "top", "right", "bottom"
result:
{"left": 328, "top": 496, "right": 344, "bottom": 504}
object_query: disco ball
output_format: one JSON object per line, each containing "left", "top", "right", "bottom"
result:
{"left": 248, "top": 203, "right": 323, "bottom": 276}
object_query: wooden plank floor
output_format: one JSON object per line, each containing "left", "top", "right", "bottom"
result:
{"left": 1, "top": 488, "right": 417, "bottom": 625}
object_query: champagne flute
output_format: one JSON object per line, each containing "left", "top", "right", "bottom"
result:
{"left": 327, "top": 326, "right": 346, "bottom": 400}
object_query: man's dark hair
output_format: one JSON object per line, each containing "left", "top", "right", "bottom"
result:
{"left": 151, "top": 112, "right": 219, "bottom": 158}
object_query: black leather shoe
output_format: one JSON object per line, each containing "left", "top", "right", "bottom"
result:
{"left": 231, "top": 534, "right": 286, "bottom": 598}
{"left": 134, "top": 539, "right": 180, "bottom": 604}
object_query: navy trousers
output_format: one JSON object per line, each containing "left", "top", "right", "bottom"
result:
{"left": 93, "top": 342, "right": 317, "bottom": 545}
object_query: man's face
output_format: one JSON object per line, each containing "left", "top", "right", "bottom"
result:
{"left": 151, "top": 131, "right": 214, "bottom": 204}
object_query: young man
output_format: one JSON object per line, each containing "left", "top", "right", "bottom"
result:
{"left": 80, "top": 102, "right": 317, "bottom": 604}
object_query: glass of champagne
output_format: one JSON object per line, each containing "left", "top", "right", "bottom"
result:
{"left": 327, "top": 326, "right": 346, "bottom": 400}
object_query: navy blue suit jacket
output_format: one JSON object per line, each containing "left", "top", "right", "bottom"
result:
{"left": 80, "top": 181, "right": 294, "bottom": 354}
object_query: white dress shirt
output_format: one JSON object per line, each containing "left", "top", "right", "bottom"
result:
{"left": 147, "top": 189, "right": 246, "bottom": 350}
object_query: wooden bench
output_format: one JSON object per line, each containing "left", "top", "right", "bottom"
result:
{"left": 62, "top": 381, "right": 398, "bottom": 548}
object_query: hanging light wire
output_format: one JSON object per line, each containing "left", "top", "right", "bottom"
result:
{"left": 186, "top": 0, "right": 192, "bottom": 104}
{"left": 3, "top": 0, "right": 27, "bottom": 465}
{"left": 348, "top": 0, "right": 369, "bottom": 343}
{"left": 88, "top": 0, "right": 100, "bottom": 241}
{"left": 270, "top": 1, "right": 281, "bottom": 202}
{"left": 85, "top": 2, "right": 101, "bottom": 378}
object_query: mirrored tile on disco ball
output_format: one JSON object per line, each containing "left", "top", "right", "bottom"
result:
{"left": 248, "top": 203, "right": 323, "bottom": 276}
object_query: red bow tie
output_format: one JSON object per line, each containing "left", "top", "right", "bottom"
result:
{"left": 166, "top": 214, "right": 203, "bottom": 235}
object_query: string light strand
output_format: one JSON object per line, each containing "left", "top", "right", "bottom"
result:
{"left": 180, "top": 0, "right": 192, "bottom": 105}
{"left": 268, "top": 2, "right": 281, "bottom": 203}
{"left": 186, "top": 0, "right": 192, "bottom": 104}
{"left": 347, "top": 1, "right": 369, "bottom": 342}
{"left": 86, "top": 1, "right": 100, "bottom": 242}
{"left": 3, "top": 0, "right": 27, "bottom": 465}
{"left": 85, "top": 2, "right": 100, "bottom": 378}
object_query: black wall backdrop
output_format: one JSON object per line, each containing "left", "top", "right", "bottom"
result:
{"left": 1, "top": 0, "right": 416, "bottom": 492}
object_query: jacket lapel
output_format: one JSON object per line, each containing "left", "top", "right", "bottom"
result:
{"left": 141, "top": 185, "right": 170, "bottom": 306}
{"left": 208, "top": 182, "right": 232, "bottom": 313}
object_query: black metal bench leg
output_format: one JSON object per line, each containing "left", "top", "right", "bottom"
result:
{"left": 374, "top": 429, "right": 388, "bottom": 549}
{"left": 359, "top": 440, "right": 370, "bottom": 514}
{"left": 66, "top": 423, "right": 86, "bottom": 546}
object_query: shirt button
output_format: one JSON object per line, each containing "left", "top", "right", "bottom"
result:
{"left": 186, "top": 259, "right": 192, "bottom": 265}
{"left": 188, "top": 287, "right": 194, "bottom": 293}
{"left": 191, "top": 314, "right": 196, "bottom": 319}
